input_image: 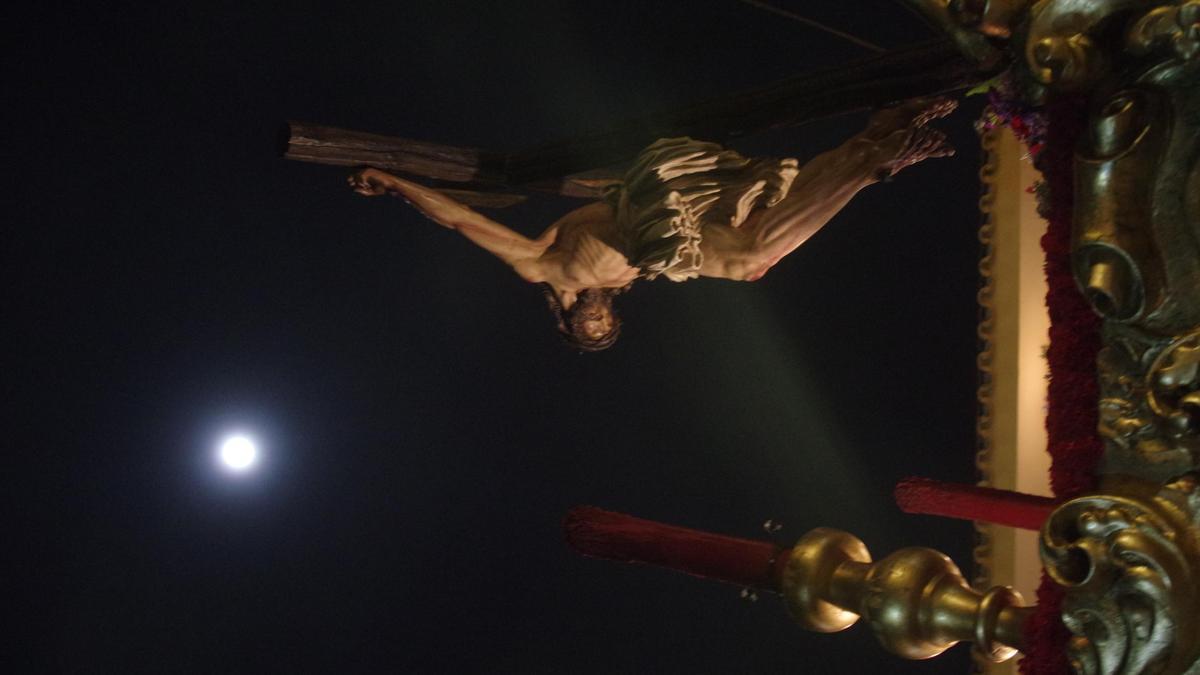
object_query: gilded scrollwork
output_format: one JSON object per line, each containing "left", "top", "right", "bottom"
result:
{"left": 1098, "top": 328, "right": 1199, "bottom": 480}
{"left": 1074, "top": 77, "right": 1198, "bottom": 334}
{"left": 1023, "top": 0, "right": 1149, "bottom": 88}
{"left": 1040, "top": 474, "right": 1200, "bottom": 674}
{"left": 906, "top": 0, "right": 1200, "bottom": 671}
{"left": 1147, "top": 331, "right": 1200, "bottom": 437}
{"left": 1126, "top": 2, "right": 1200, "bottom": 60}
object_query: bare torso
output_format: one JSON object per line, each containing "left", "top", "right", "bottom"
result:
{"left": 527, "top": 200, "right": 799, "bottom": 289}
{"left": 548, "top": 206, "right": 793, "bottom": 282}
{"left": 526, "top": 201, "right": 640, "bottom": 292}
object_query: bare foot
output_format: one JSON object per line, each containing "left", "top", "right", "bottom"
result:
{"left": 867, "top": 97, "right": 957, "bottom": 138}
{"left": 347, "top": 168, "right": 391, "bottom": 196}
{"left": 865, "top": 97, "right": 958, "bottom": 178}
{"left": 878, "top": 126, "right": 955, "bottom": 178}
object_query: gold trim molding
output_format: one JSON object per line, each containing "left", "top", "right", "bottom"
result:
{"left": 976, "top": 127, "right": 1002, "bottom": 591}
{"left": 974, "top": 126, "right": 1056, "bottom": 674}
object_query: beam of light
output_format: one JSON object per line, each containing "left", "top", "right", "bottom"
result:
{"left": 670, "top": 284, "right": 875, "bottom": 526}
{"left": 219, "top": 435, "right": 259, "bottom": 472}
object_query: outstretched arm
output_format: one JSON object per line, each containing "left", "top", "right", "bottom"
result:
{"left": 349, "top": 168, "right": 546, "bottom": 275}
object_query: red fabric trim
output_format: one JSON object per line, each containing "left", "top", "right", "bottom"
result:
{"left": 1018, "top": 95, "right": 1101, "bottom": 675}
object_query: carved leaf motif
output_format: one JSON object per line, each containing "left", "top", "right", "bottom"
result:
{"left": 1127, "top": 2, "right": 1200, "bottom": 60}
{"left": 1148, "top": 333, "right": 1200, "bottom": 437}
{"left": 1041, "top": 477, "right": 1200, "bottom": 674}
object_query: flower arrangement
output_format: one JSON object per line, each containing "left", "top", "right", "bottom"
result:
{"left": 972, "top": 71, "right": 1049, "bottom": 161}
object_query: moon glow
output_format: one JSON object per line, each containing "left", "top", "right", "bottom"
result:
{"left": 219, "top": 435, "right": 258, "bottom": 472}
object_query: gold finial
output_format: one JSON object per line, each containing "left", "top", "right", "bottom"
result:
{"left": 779, "top": 527, "right": 1032, "bottom": 662}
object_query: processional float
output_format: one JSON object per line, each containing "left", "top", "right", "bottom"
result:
{"left": 564, "top": 3, "right": 1200, "bottom": 673}
{"left": 285, "top": 2, "right": 1199, "bottom": 671}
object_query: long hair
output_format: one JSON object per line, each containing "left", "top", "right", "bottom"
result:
{"left": 541, "top": 284, "right": 625, "bottom": 352}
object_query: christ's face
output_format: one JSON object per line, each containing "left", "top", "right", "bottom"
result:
{"left": 561, "top": 288, "right": 620, "bottom": 351}
{"left": 579, "top": 309, "right": 614, "bottom": 341}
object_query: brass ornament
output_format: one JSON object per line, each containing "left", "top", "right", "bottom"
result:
{"left": 1023, "top": 0, "right": 1116, "bottom": 89}
{"left": 1146, "top": 331, "right": 1200, "bottom": 436}
{"left": 1126, "top": 2, "right": 1200, "bottom": 60}
{"left": 1075, "top": 87, "right": 1163, "bottom": 323}
{"left": 779, "top": 527, "right": 1034, "bottom": 663}
{"left": 1040, "top": 474, "right": 1200, "bottom": 674}
{"left": 1097, "top": 330, "right": 1199, "bottom": 481}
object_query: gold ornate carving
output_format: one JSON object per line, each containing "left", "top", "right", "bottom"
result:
{"left": 1126, "top": 2, "right": 1200, "bottom": 60}
{"left": 1040, "top": 474, "right": 1200, "bottom": 674}
{"left": 1023, "top": 0, "right": 1199, "bottom": 337}
{"left": 780, "top": 527, "right": 1034, "bottom": 663}
{"left": 1075, "top": 88, "right": 1163, "bottom": 323}
{"left": 1147, "top": 332, "right": 1200, "bottom": 440}
{"left": 1097, "top": 328, "right": 1199, "bottom": 481}
{"left": 908, "top": 0, "right": 1200, "bottom": 671}
{"left": 1023, "top": 0, "right": 1122, "bottom": 89}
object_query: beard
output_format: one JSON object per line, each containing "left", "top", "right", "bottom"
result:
{"left": 570, "top": 289, "right": 612, "bottom": 321}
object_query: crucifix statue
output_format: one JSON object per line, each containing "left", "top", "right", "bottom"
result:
{"left": 346, "top": 97, "right": 956, "bottom": 350}
{"left": 286, "top": 38, "right": 993, "bottom": 350}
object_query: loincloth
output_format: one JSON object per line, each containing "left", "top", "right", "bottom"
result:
{"left": 606, "top": 137, "right": 799, "bottom": 282}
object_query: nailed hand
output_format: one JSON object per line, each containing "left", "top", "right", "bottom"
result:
{"left": 347, "top": 168, "right": 390, "bottom": 196}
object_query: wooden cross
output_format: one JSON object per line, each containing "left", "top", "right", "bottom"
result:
{"left": 283, "top": 39, "right": 996, "bottom": 207}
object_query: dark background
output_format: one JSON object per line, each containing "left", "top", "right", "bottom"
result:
{"left": 10, "top": 1, "right": 986, "bottom": 672}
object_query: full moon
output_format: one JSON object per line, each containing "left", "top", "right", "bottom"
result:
{"left": 219, "top": 435, "right": 258, "bottom": 471}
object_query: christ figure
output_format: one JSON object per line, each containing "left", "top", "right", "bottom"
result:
{"left": 348, "top": 97, "right": 957, "bottom": 351}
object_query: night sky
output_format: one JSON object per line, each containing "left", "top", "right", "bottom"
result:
{"left": 12, "top": 2, "right": 988, "bottom": 672}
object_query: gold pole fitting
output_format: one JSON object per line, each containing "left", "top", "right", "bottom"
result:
{"left": 780, "top": 527, "right": 1033, "bottom": 662}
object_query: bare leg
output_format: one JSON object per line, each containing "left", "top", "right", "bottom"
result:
{"left": 701, "top": 98, "right": 956, "bottom": 280}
